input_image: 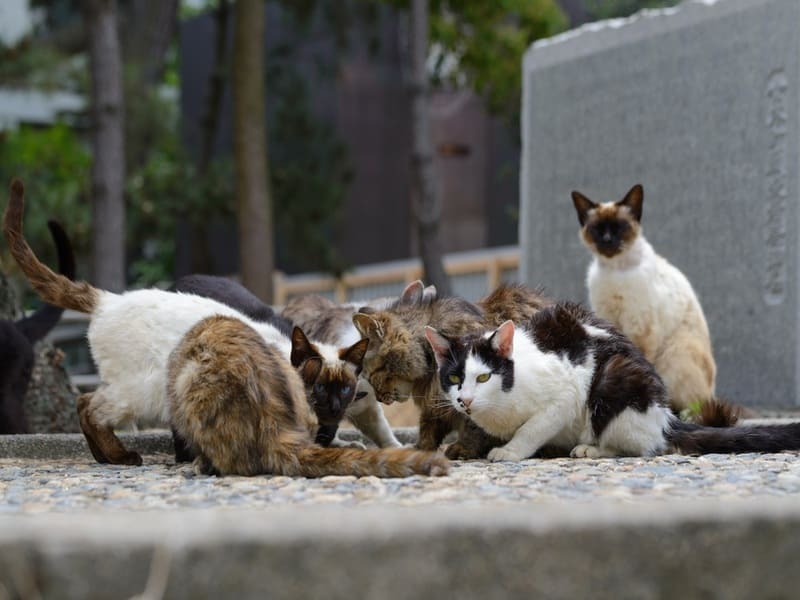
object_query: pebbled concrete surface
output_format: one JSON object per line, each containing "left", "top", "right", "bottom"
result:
{"left": 2, "top": 423, "right": 800, "bottom": 598}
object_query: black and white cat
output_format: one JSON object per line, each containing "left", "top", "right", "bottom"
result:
{"left": 425, "top": 301, "right": 800, "bottom": 460}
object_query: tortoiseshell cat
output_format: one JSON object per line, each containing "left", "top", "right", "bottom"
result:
{"left": 572, "top": 184, "right": 716, "bottom": 413}
{"left": 352, "top": 283, "right": 552, "bottom": 458}
{"left": 167, "top": 315, "right": 449, "bottom": 477}
{"left": 426, "top": 302, "right": 798, "bottom": 460}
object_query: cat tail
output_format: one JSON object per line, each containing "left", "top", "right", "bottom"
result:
{"left": 667, "top": 419, "right": 800, "bottom": 454}
{"left": 15, "top": 220, "right": 76, "bottom": 343}
{"left": 294, "top": 446, "right": 449, "bottom": 478}
{"left": 4, "top": 179, "right": 100, "bottom": 314}
{"left": 694, "top": 397, "right": 741, "bottom": 428}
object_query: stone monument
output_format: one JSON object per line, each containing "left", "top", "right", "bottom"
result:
{"left": 520, "top": 0, "right": 800, "bottom": 407}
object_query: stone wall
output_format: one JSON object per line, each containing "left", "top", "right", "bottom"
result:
{"left": 520, "top": 0, "right": 800, "bottom": 407}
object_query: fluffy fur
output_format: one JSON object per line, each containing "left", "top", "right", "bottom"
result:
{"left": 572, "top": 184, "right": 716, "bottom": 412}
{"left": 167, "top": 315, "right": 448, "bottom": 477}
{"left": 353, "top": 284, "right": 551, "bottom": 458}
{"left": 0, "top": 219, "right": 74, "bottom": 433}
{"left": 427, "top": 302, "right": 799, "bottom": 460}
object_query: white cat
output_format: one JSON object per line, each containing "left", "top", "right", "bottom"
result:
{"left": 572, "top": 184, "right": 716, "bottom": 413}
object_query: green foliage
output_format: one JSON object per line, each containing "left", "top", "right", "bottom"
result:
{"left": 429, "top": 0, "right": 568, "bottom": 116}
{"left": 0, "top": 124, "right": 91, "bottom": 283}
{"left": 582, "top": 0, "right": 680, "bottom": 19}
{"left": 125, "top": 91, "right": 235, "bottom": 287}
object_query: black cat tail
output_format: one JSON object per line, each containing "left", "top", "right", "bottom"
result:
{"left": 667, "top": 419, "right": 800, "bottom": 454}
{"left": 15, "top": 220, "right": 76, "bottom": 344}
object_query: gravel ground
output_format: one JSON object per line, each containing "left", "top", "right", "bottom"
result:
{"left": 4, "top": 450, "right": 800, "bottom": 514}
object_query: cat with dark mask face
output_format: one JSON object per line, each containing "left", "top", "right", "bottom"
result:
{"left": 0, "top": 219, "right": 74, "bottom": 433}
{"left": 572, "top": 184, "right": 716, "bottom": 415}
{"left": 425, "top": 302, "right": 795, "bottom": 461}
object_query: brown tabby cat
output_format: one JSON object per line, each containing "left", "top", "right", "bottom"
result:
{"left": 167, "top": 315, "right": 449, "bottom": 477}
{"left": 352, "top": 284, "right": 552, "bottom": 458}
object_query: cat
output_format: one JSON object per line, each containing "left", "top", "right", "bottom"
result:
{"left": 282, "top": 282, "right": 442, "bottom": 449}
{"left": 0, "top": 219, "right": 74, "bottom": 433}
{"left": 2, "top": 179, "right": 370, "bottom": 465}
{"left": 173, "top": 274, "right": 293, "bottom": 335}
{"left": 167, "top": 315, "right": 448, "bottom": 477}
{"left": 174, "top": 274, "right": 407, "bottom": 449}
{"left": 425, "top": 301, "right": 799, "bottom": 461}
{"left": 571, "top": 184, "right": 716, "bottom": 414}
{"left": 352, "top": 283, "right": 552, "bottom": 459}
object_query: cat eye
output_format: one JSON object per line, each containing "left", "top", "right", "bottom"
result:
{"left": 341, "top": 385, "right": 352, "bottom": 396}
{"left": 313, "top": 383, "right": 325, "bottom": 394}
{"left": 448, "top": 374, "right": 461, "bottom": 384}
{"left": 476, "top": 373, "right": 491, "bottom": 383}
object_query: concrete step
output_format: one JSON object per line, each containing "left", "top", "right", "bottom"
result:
{"left": 1, "top": 499, "right": 799, "bottom": 599}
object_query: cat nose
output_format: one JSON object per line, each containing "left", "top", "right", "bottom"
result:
{"left": 331, "top": 396, "right": 341, "bottom": 413}
{"left": 460, "top": 397, "right": 473, "bottom": 409}
{"left": 602, "top": 232, "right": 612, "bottom": 242}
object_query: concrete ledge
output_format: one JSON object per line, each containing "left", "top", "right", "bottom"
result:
{"left": 0, "top": 428, "right": 421, "bottom": 459}
{"left": 1, "top": 499, "right": 800, "bottom": 599}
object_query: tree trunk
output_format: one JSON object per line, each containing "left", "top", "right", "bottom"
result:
{"left": 122, "top": 0, "right": 179, "bottom": 91}
{"left": 232, "top": 0, "right": 274, "bottom": 302}
{"left": 408, "top": 0, "right": 451, "bottom": 295}
{"left": 189, "top": 0, "right": 232, "bottom": 275}
{"left": 84, "top": 0, "right": 126, "bottom": 292}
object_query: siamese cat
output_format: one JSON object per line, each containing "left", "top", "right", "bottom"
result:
{"left": 426, "top": 302, "right": 795, "bottom": 461}
{"left": 572, "top": 184, "right": 716, "bottom": 413}
{"left": 175, "top": 274, "right": 412, "bottom": 449}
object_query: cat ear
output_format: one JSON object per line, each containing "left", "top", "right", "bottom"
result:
{"left": 290, "top": 326, "right": 321, "bottom": 367}
{"left": 399, "top": 280, "right": 424, "bottom": 305}
{"left": 353, "top": 313, "right": 384, "bottom": 342}
{"left": 340, "top": 338, "right": 369, "bottom": 372}
{"left": 490, "top": 320, "right": 515, "bottom": 360}
{"left": 298, "top": 357, "right": 323, "bottom": 385}
{"left": 571, "top": 191, "right": 597, "bottom": 226}
{"left": 617, "top": 184, "right": 644, "bottom": 222}
{"left": 422, "top": 285, "right": 437, "bottom": 303}
{"left": 424, "top": 326, "right": 451, "bottom": 368}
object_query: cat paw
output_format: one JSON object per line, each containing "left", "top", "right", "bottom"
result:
{"left": 117, "top": 451, "right": 143, "bottom": 466}
{"left": 192, "top": 455, "right": 219, "bottom": 476}
{"left": 487, "top": 447, "right": 523, "bottom": 462}
{"left": 570, "top": 444, "right": 602, "bottom": 459}
{"left": 331, "top": 438, "right": 367, "bottom": 450}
